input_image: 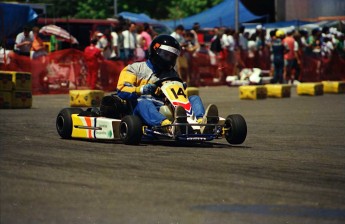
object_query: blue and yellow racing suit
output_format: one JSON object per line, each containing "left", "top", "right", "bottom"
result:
{"left": 116, "top": 60, "right": 205, "bottom": 127}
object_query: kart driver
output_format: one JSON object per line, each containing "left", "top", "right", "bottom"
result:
{"left": 116, "top": 34, "right": 218, "bottom": 134}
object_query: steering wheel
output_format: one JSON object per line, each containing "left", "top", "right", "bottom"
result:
{"left": 154, "top": 76, "right": 183, "bottom": 87}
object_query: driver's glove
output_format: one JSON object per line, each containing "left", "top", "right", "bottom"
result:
{"left": 139, "top": 83, "right": 157, "bottom": 95}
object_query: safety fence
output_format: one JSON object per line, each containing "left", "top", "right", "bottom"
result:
{"left": 1, "top": 48, "right": 345, "bottom": 95}
{"left": 0, "top": 49, "right": 124, "bottom": 95}
{"left": 188, "top": 48, "right": 345, "bottom": 86}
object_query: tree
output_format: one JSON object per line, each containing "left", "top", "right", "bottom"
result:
{"left": 167, "top": 0, "right": 222, "bottom": 20}
{"left": 10, "top": 0, "right": 224, "bottom": 20}
{"left": 75, "top": 0, "right": 113, "bottom": 19}
{"left": 117, "top": 0, "right": 170, "bottom": 20}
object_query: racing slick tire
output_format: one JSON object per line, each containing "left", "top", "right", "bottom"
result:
{"left": 56, "top": 108, "right": 83, "bottom": 139}
{"left": 224, "top": 114, "right": 247, "bottom": 145}
{"left": 119, "top": 115, "right": 143, "bottom": 145}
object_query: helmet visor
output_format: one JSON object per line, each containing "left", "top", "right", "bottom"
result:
{"left": 156, "top": 49, "right": 178, "bottom": 65}
{"left": 156, "top": 44, "right": 180, "bottom": 65}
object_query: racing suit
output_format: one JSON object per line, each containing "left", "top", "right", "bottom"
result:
{"left": 84, "top": 44, "right": 103, "bottom": 89}
{"left": 116, "top": 59, "right": 205, "bottom": 127}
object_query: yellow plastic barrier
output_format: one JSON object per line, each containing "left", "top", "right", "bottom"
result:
{"left": 265, "top": 84, "right": 291, "bottom": 98}
{"left": 239, "top": 85, "right": 267, "bottom": 100}
{"left": 297, "top": 82, "right": 323, "bottom": 96}
{"left": 322, "top": 81, "right": 345, "bottom": 94}
{"left": 70, "top": 89, "right": 104, "bottom": 107}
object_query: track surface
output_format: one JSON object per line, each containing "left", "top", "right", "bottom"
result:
{"left": 1, "top": 86, "right": 345, "bottom": 224}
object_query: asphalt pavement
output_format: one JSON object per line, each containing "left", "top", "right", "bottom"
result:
{"left": 1, "top": 86, "right": 345, "bottom": 224}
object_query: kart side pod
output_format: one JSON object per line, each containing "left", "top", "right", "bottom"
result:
{"left": 56, "top": 108, "right": 121, "bottom": 140}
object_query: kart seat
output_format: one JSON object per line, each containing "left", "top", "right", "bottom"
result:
{"left": 100, "top": 94, "right": 133, "bottom": 119}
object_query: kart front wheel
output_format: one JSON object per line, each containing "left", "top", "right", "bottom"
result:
{"left": 56, "top": 108, "right": 83, "bottom": 139}
{"left": 120, "top": 115, "right": 143, "bottom": 145}
{"left": 224, "top": 114, "right": 247, "bottom": 145}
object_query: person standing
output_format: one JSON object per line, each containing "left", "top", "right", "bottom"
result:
{"left": 171, "top": 24, "right": 185, "bottom": 45}
{"left": 210, "top": 27, "right": 222, "bottom": 55}
{"left": 122, "top": 22, "right": 137, "bottom": 64}
{"left": 226, "top": 28, "right": 236, "bottom": 75}
{"left": 84, "top": 38, "right": 104, "bottom": 89}
{"left": 171, "top": 24, "right": 187, "bottom": 79}
{"left": 271, "top": 30, "right": 289, "bottom": 84}
{"left": 31, "top": 26, "right": 48, "bottom": 59}
{"left": 247, "top": 33, "right": 258, "bottom": 69}
{"left": 139, "top": 23, "right": 152, "bottom": 59}
{"left": 14, "top": 26, "right": 33, "bottom": 57}
{"left": 96, "top": 29, "right": 113, "bottom": 60}
{"left": 238, "top": 26, "right": 248, "bottom": 68}
{"left": 111, "top": 25, "right": 125, "bottom": 60}
{"left": 190, "top": 22, "right": 201, "bottom": 46}
{"left": 283, "top": 28, "right": 301, "bottom": 84}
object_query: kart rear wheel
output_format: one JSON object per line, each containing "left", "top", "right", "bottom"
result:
{"left": 224, "top": 114, "right": 247, "bottom": 145}
{"left": 120, "top": 115, "right": 143, "bottom": 145}
{"left": 56, "top": 108, "right": 83, "bottom": 139}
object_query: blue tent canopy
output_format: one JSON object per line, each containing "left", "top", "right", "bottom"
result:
{"left": 118, "top": 11, "right": 173, "bottom": 34}
{"left": 161, "top": 0, "right": 265, "bottom": 29}
{"left": 118, "top": 11, "right": 161, "bottom": 24}
{"left": 0, "top": 3, "right": 38, "bottom": 40}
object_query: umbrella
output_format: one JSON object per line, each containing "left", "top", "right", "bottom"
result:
{"left": 39, "top": 24, "right": 78, "bottom": 44}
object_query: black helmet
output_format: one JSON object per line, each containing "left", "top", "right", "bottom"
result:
{"left": 149, "top": 34, "right": 181, "bottom": 73}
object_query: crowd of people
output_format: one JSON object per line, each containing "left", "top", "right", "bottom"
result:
{"left": 167, "top": 23, "right": 345, "bottom": 86}
{"left": 1, "top": 20, "right": 345, "bottom": 91}
{"left": 85, "top": 20, "right": 345, "bottom": 88}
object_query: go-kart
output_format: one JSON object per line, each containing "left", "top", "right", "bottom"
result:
{"left": 56, "top": 76, "right": 247, "bottom": 145}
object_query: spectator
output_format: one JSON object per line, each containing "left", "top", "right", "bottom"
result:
{"left": 122, "top": 22, "right": 137, "bottom": 64}
{"left": 238, "top": 26, "right": 249, "bottom": 68}
{"left": 335, "top": 32, "right": 345, "bottom": 57}
{"left": 283, "top": 28, "right": 301, "bottom": 84}
{"left": 247, "top": 33, "right": 257, "bottom": 69}
{"left": 135, "top": 25, "right": 146, "bottom": 62}
{"left": 266, "top": 29, "right": 277, "bottom": 76}
{"left": 210, "top": 27, "right": 222, "bottom": 55}
{"left": 322, "top": 35, "right": 334, "bottom": 59}
{"left": 299, "top": 29, "right": 310, "bottom": 54}
{"left": 184, "top": 31, "right": 199, "bottom": 54}
{"left": 171, "top": 24, "right": 186, "bottom": 79}
{"left": 271, "top": 30, "right": 289, "bottom": 84}
{"left": 209, "top": 27, "right": 227, "bottom": 83}
{"left": 190, "top": 22, "right": 201, "bottom": 45}
{"left": 220, "top": 27, "right": 229, "bottom": 57}
{"left": 84, "top": 38, "right": 104, "bottom": 89}
{"left": 95, "top": 31, "right": 105, "bottom": 49}
{"left": 31, "top": 26, "right": 48, "bottom": 60}
{"left": 139, "top": 23, "right": 152, "bottom": 59}
{"left": 226, "top": 28, "right": 236, "bottom": 75}
{"left": 110, "top": 27, "right": 118, "bottom": 60}
{"left": 181, "top": 31, "right": 199, "bottom": 84}
{"left": 171, "top": 24, "right": 185, "bottom": 45}
{"left": 255, "top": 25, "right": 265, "bottom": 54}
{"left": 308, "top": 28, "right": 322, "bottom": 57}
{"left": 256, "top": 25, "right": 268, "bottom": 69}
{"left": 14, "top": 26, "right": 33, "bottom": 57}
{"left": 195, "top": 42, "right": 216, "bottom": 65}
{"left": 111, "top": 25, "right": 124, "bottom": 60}
{"left": 96, "top": 29, "right": 113, "bottom": 60}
